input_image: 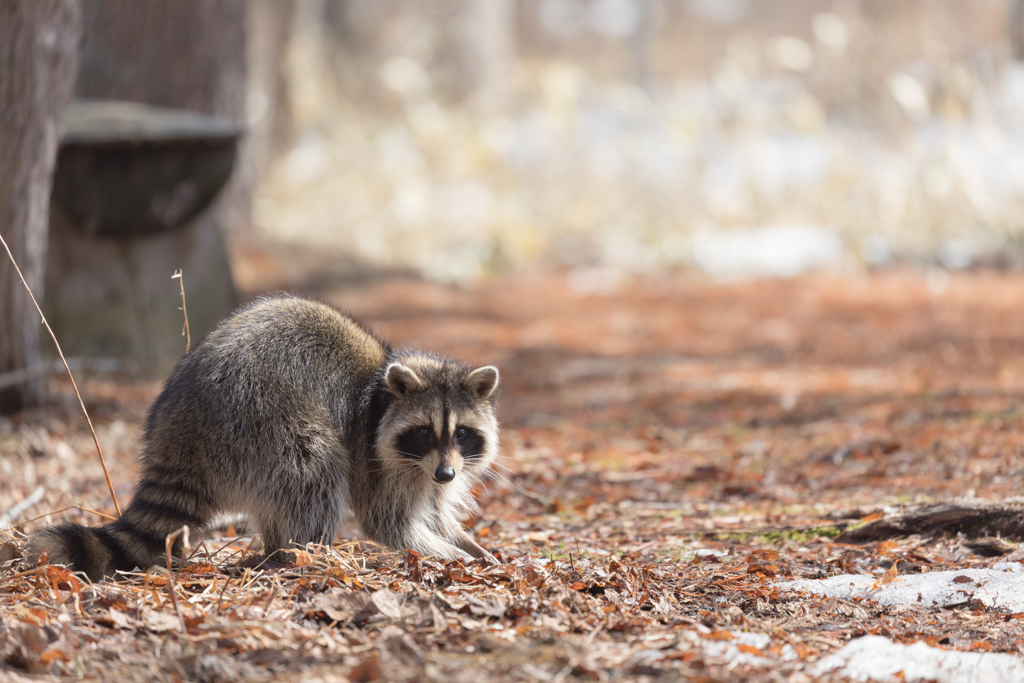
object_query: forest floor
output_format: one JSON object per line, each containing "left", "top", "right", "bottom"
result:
{"left": 5, "top": 247, "right": 1024, "bottom": 681}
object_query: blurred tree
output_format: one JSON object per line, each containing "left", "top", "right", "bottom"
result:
{"left": 323, "top": 0, "right": 514, "bottom": 110}
{"left": 0, "top": 0, "right": 81, "bottom": 414}
{"left": 443, "top": 0, "right": 515, "bottom": 111}
{"left": 1013, "top": 0, "right": 1024, "bottom": 60}
{"left": 247, "top": 0, "right": 298, "bottom": 182}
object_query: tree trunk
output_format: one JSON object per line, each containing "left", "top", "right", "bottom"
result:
{"left": 1013, "top": 0, "right": 1024, "bottom": 61}
{"left": 246, "top": 0, "right": 297, "bottom": 180}
{"left": 0, "top": 0, "right": 82, "bottom": 414}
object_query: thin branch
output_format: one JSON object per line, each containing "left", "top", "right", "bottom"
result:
{"left": 0, "top": 232, "right": 121, "bottom": 516}
{"left": 172, "top": 270, "right": 190, "bottom": 354}
{"left": 19, "top": 504, "right": 119, "bottom": 526}
{"left": 165, "top": 525, "right": 191, "bottom": 633}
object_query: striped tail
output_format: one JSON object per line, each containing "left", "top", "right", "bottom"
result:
{"left": 26, "top": 477, "right": 211, "bottom": 581}
{"left": 26, "top": 522, "right": 145, "bottom": 581}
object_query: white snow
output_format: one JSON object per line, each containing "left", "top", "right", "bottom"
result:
{"left": 777, "top": 562, "right": 1024, "bottom": 612}
{"left": 700, "top": 630, "right": 799, "bottom": 665}
{"left": 815, "top": 635, "right": 1024, "bottom": 683}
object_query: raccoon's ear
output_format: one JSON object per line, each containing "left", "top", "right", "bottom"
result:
{"left": 385, "top": 362, "right": 424, "bottom": 396}
{"left": 463, "top": 365, "right": 499, "bottom": 399}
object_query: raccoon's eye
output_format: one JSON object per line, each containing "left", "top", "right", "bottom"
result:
{"left": 456, "top": 427, "right": 467, "bottom": 439}
{"left": 417, "top": 427, "right": 431, "bottom": 438}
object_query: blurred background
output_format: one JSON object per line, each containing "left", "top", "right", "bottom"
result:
{"left": 249, "top": 0, "right": 1024, "bottom": 282}
{"left": 5, "top": 0, "right": 1024, "bottom": 407}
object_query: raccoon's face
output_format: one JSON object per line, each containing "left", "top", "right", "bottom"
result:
{"left": 378, "top": 357, "right": 499, "bottom": 485}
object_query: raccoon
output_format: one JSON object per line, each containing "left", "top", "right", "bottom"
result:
{"left": 26, "top": 295, "right": 500, "bottom": 580}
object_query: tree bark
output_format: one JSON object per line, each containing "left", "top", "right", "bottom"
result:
{"left": 1013, "top": 0, "right": 1024, "bottom": 61}
{"left": 0, "top": 0, "right": 82, "bottom": 414}
{"left": 246, "top": 0, "right": 297, "bottom": 179}
{"left": 836, "top": 498, "right": 1024, "bottom": 544}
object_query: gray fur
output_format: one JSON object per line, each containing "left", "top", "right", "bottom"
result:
{"left": 25, "top": 295, "right": 500, "bottom": 579}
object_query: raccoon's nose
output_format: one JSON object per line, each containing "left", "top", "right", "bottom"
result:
{"left": 434, "top": 464, "right": 456, "bottom": 483}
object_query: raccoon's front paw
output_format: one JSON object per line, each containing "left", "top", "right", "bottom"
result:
{"left": 456, "top": 531, "right": 499, "bottom": 565}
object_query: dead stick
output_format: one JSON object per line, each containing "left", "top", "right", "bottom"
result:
{"left": 165, "top": 525, "right": 191, "bottom": 633}
{"left": 20, "top": 505, "right": 118, "bottom": 526}
{"left": 171, "top": 270, "right": 190, "bottom": 354}
{"left": 0, "top": 565, "right": 48, "bottom": 584}
{"left": 0, "top": 233, "right": 121, "bottom": 517}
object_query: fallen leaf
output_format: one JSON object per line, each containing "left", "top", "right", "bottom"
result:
{"left": 290, "top": 551, "right": 313, "bottom": 568}
{"left": 349, "top": 657, "right": 382, "bottom": 683}
{"left": 467, "top": 595, "right": 506, "bottom": 618}
{"left": 14, "top": 624, "right": 52, "bottom": 654}
{"left": 877, "top": 540, "right": 898, "bottom": 554}
{"left": 878, "top": 560, "right": 899, "bottom": 586}
{"left": 371, "top": 587, "right": 403, "bottom": 620}
{"left": 705, "top": 630, "right": 735, "bottom": 641}
{"left": 429, "top": 600, "right": 447, "bottom": 632}
{"left": 40, "top": 648, "right": 70, "bottom": 664}
{"left": 108, "top": 609, "right": 136, "bottom": 630}
{"left": 142, "top": 610, "right": 181, "bottom": 632}
{"left": 0, "top": 541, "right": 21, "bottom": 564}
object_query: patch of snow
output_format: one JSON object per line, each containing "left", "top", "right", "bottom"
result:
{"left": 700, "top": 630, "right": 799, "bottom": 665}
{"left": 815, "top": 635, "right": 1024, "bottom": 683}
{"left": 777, "top": 563, "right": 1024, "bottom": 611}
{"left": 691, "top": 225, "right": 845, "bottom": 278}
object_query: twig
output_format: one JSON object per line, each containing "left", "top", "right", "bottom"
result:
{"left": 0, "top": 485, "right": 45, "bottom": 525}
{"left": 172, "top": 270, "right": 190, "bottom": 354}
{"left": 215, "top": 575, "right": 234, "bottom": 614}
{"left": 19, "top": 505, "right": 118, "bottom": 526}
{"left": 0, "top": 233, "right": 121, "bottom": 517}
{"left": 0, "top": 565, "right": 48, "bottom": 584}
{"left": 165, "top": 525, "right": 191, "bottom": 633}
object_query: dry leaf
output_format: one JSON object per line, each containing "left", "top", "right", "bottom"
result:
{"left": 108, "top": 608, "right": 136, "bottom": 630}
{"left": 370, "top": 588, "right": 403, "bottom": 620}
{"left": 40, "top": 648, "right": 70, "bottom": 664}
{"left": 467, "top": 595, "right": 506, "bottom": 618}
{"left": 429, "top": 600, "right": 447, "bottom": 633}
{"left": 705, "top": 630, "right": 735, "bottom": 641}
{"left": 0, "top": 541, "right": 21, "bottom": 565}
{"left": 291, "top": 551, "right": 313, "bottom": 567}
{"left": 142, "top": 610, "right": 181, "bottom": 632}
{"left": 878, "top": 560, "right": 899, "bottom": 586}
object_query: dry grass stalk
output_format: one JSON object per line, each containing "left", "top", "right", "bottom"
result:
{"left": 0, "top": 232, "right": 121, "bottom": 516}
{"left": 172, "top": 269, "right": 190, "bottom": 353}
{"left": 164, "top": 524, "right": 191, "bottom": 633}
{"left": 19, "top": 505, "right": 119, "bottom": 525}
